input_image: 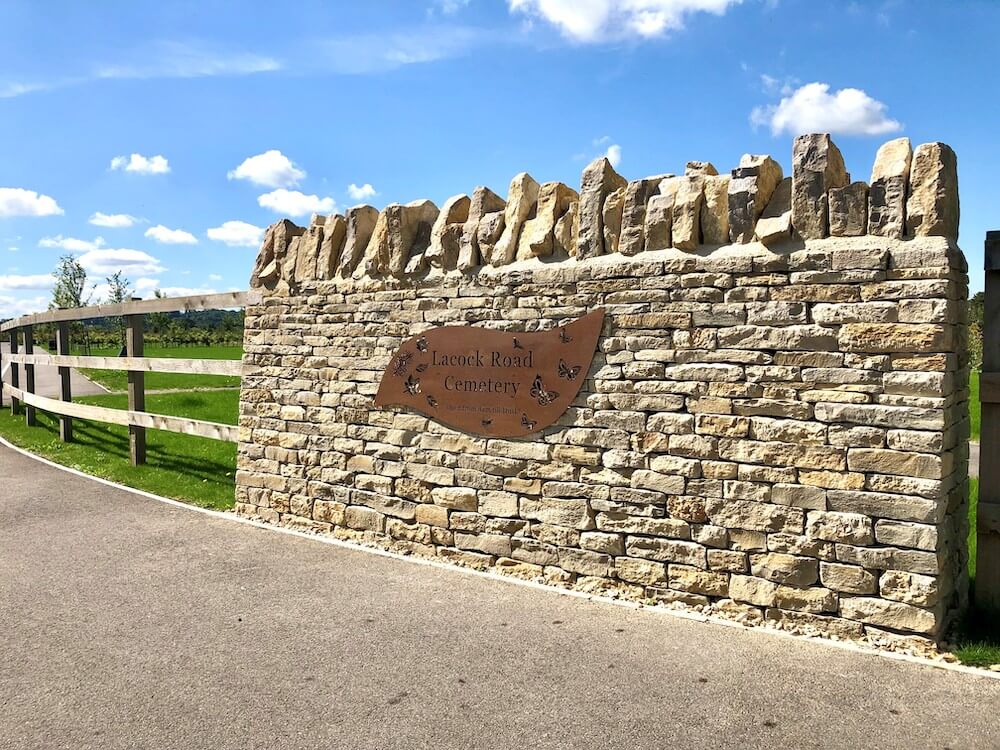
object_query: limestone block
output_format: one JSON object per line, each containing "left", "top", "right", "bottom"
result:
{"left": 705, "top": 497, "right": 804, "bottom": 534}
{"left": 874, "top": 520, "right": 938, "bottom": 551}
{"left": 728, "top": 154, "right": 783, "bottom": 243}
{"left": 838, "top": 323, "right": 951, "bottom": 353}
{"left": 868, "top": 137, "right": 911, "bottom": 239}
{"left": 685, "top": 160, "right": 718, "bottom": 176}
{"left": 492, "top": 173, "right": 539, "bottom": 266}
{"left": 729, "top": 575, "right": 836, "bottom": 613}
{"left": 668, "top": 564, "right": 729, "bottom": 596}
{"left": 643, "top": 177, "right": 682, "bottom": 252}
{"left": 624, "top": 537, "right": 706, "bottom": 567}
{"left": 431, "top": 486, "right": 478, "bottom": 511}
{"left": 282, "top": 236, "right": 302, "bottom": 287}
{"left": 755, "top": 177, "right": 792, "bottom": 246}
{"left": 846, "top": 448, "right": 948, "bottom": 480}
{"left": 293, "top": 222, "right": 324, "bottom": 282}
{"left": 672, "top": 176, "right": 704, "bottom": 251}
{"left": 517, "top": 182, "right": 579, "bottom": 260}
{"left": 365, "top": 199, "right": 439, "bottom": 278}
{"left": 701, "top": 175, "right": 730, "bottom": 245}
{"left": 829, "top": 181, "right": 869, "bottom": 237}
{"left": 619, "top": 177, "right": 664, "bottom": 255}
{"left": 520, "top": 497, "right": 594, "bottom": 530}
{"left": 750, "top": 552, "right": 819, "bottom": 587}
{"left": 476, "top": 210, "right": 506, "bottom": 264}
{"left": 251, "top": 219, "right": 305, "bottom": 288}
{"left": 577, "top": 156, "right": 627, "bottom": 259}
{"left": 806, "top": 510, "right": 874, "bottom": 545}
{"left": 905, "top": 142, "right": 959, "bottom": 238}
{"left": 426, "top": 194, "right": 470, "bottom": 270}
{"left": 459, "top": 186, "right": 506, "bottom": 270}
{"left": 616, "top": 557, "right": 667, "bottom": 585}
{"left": 316, "top": 213, "right": 347, "bottom": 279}
{"left": 791, "top": 133, "right": 849, "bottom": 239}
{"left": 601, "top": 186, "right": 626, "bottom": 254}
{"left": 879, "top": 570, "right": 939, "bottom": 607}
{"left": 553, "top": 200, "right": 579, "bottom": 257}
{"left": 819, "top": 562, "right": 877, "bottom": 595}
{"left": 337, "top": 205, "right": 378, "bottom": 278}
{"left": 558, "top": 547, "right": 613, "bottom": 577}
{"left": 839, "top": 596, "right": 937, "bottom": 635}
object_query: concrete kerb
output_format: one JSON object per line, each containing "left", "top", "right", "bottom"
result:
{"left": 0, "top": 433, "right": 995, "bottom": 684}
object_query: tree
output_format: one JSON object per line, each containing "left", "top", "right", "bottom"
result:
{"left": 147, "top": 289, "right": 170, "bottom": 336}
{"left": 50, "top": 254, "right": 92, "bottom": 354}
{"left": 106, "top": 271, "right": 133, "bottom": 348}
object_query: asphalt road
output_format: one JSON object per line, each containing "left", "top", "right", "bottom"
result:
{"left": 0, "top": 340, "right": 107, "bottom": 402}
{"left": 1, "top": 443, "right": 998, "bottom": 750}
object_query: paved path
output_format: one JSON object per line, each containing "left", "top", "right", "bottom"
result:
{"left": 1, "top": 444, "right": 998, "bottom": 750}
{"left": 0, "top": 340, "right": 107, "bottom": 403}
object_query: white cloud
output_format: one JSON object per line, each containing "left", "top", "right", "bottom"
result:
{"left": 605, "top": 143, "right": 622, "bottom": 167}
{"left": 77, "top": 248, "right": 166, "bottom": 276}
{"left": 110, "top": 153, "right": 171, "bottom": 175}
{"left": 0, "top": 294, "right": 49, "bottom": 319}
{"left": 89, "top": 212, "right": 139, "bottom": 228}
{"left": 207, "top": 220, "right": 264, "bottom": 247}
{"left": 135, "top": 277, "right": 160, "bottom": 292}
{"left": 508, "top": 0, "right": 741, "bottom": 42}
{"left": 347, "top": 183, "right": 378, "bottom": 201}
{"left": 433, "top": 0, "right": 471, "bottom": 13}
{"left": 258, "top": 189, "right": 336, "bottom": 217}
{"left": 315, "top": 26, "right": 485, "bottom": 74}
{"left": 144, "top": 225, "right": 198, "bottom": 245}
{"left": 94, "top": 41, "right": 281, "bottom": 80}
{"left": 0, "top": 188, "right": 64, "bottom": 217}
{"left": 751, "top": 82, "right": 902, "bottom": 136}
{"left": 0, "top": 273, "right": 53, "bottom": 291}
{"left": 208, "top": 273, "right": 224, "bottom": 282}
{"left": 228, "top": 150, "right": 305, "bottom": 188}
{"left": 39, "top": 235, "right": 106, "bottom": 252}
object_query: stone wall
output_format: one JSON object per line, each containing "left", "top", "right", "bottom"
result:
{"left": 235, "top": 134, "right": 970, "bottom": 648}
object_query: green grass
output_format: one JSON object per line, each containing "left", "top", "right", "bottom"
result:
{"left": 0, "top": 389, "right": 238, "bottom": 509}
{"left": 954, "top": 477, "right": 1000, "bottom": 667}
{"left": 74, "top": 345, "right": 243, "bottom": 392}
{"left": 971, "top": 371, "right": 980, "bottom": 442}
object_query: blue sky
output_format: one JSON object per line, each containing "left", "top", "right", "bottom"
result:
{"left": 0, "top": 0, "right": 996, "bottom": 318}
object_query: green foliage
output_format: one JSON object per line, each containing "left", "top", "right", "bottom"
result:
{"left": 0, "top": 390, "right": 238, "bottom": 509}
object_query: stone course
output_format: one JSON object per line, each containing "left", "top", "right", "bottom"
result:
{"left": 238, "top": 134, "right": 969, "bottom": 649}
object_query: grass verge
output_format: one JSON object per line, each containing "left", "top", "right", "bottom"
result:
{"left": 75, "top": 345, "right": 242, "bottom": 392}
{"left": 954, "top": 477, "right": 1000, "bottom": 667}
{"left": 0, "top": 389, "right": 238, "bottom": 510}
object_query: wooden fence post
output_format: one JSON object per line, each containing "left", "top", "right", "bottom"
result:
{"left": 23, "top": 325, "right": 36, "bottom": 427}
{"left": 978, "top": 230, "right": 1000, "bottom": 613}
{"left": 56, "top": 321, "right": 73, "bottom": 442}
{"left": 8, "top": 329, "right": 20, "bottom": 415}
{"left": 126, "top": 313, "right": 146, "bottom": 465}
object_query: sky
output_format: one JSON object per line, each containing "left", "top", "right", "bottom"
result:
{"left": 0, "top": 0, "right": 997, "bottom": 319}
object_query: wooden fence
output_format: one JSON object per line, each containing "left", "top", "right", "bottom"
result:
{"left": 0, "top": 291, "right": 258, "bottom": 465}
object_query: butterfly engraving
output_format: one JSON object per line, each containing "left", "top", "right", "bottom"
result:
{"left": 404, "top": 375, "right": 421, "bottom": 395}
{"left": 426, "top": 394, "right": 438, "bottom": 408}
{"left": 416, "top": 336, "right": 429, "bottom": 352}
{"left": 415, "top": 363, "right": 429, "bottom": 373}
{"left": 521, "top": 414, "right": 537, "bottom": 431}
{"left": 558, "top": 359, "right": 582, "bottom": 381}
{"left": 392, "top": 352, "right": 413, "bottom": 376}
{"left": 513, "top": 337, "right": 524, "bottom": 350}
{"left": 558, "top": 327, "right": 572, "bottom": 344}
{"left": 481, "top": 418, "right": 493, "bottom": 430}
{"left": 530, "top": 374, "right": 559, "bottom": 406}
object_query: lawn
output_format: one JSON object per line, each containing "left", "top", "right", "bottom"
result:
{"left": 955, "top": 477, "right": 1000, "bottom": 667}
{"left": 0, "top": 389, "right": 239, "bottom": 510}
{"left": 73, "top": 344, "right": 243, "bottom": 392}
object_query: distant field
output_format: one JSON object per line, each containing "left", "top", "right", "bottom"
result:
{"left": 0, "top": 389, "right": 239, "bottom": 509}
{"left": 71, "top": 344, "right": 243, "bottom": 392}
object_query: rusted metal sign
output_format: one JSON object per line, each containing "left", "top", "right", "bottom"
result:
{"left": 374, "top": 309, "right": 605, "bottom": 437}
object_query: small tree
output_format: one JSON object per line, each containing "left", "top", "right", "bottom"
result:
{"left": 106, "top": 271, "right": 132, "bottom": 349}
{"left": 51, "top": 254, "right": 92, "bottom": 353}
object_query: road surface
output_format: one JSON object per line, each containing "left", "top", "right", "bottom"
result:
{"left": 0, "top": 443, "right": 997, "bottom": 750}
{"left": 0, "top": 340, "right": 107, "bottom": 403}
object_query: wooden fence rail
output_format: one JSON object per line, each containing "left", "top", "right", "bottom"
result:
{"left": 0, "top": 291, "right": 258, "bottom": 463}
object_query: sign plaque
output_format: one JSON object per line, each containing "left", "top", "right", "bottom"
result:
{"left": 374, "top": 309, "right": 605, "bottom": 437}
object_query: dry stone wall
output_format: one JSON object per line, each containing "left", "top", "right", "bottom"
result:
{"left": 236, "top": 134, "right": 970, "bottom": 648}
